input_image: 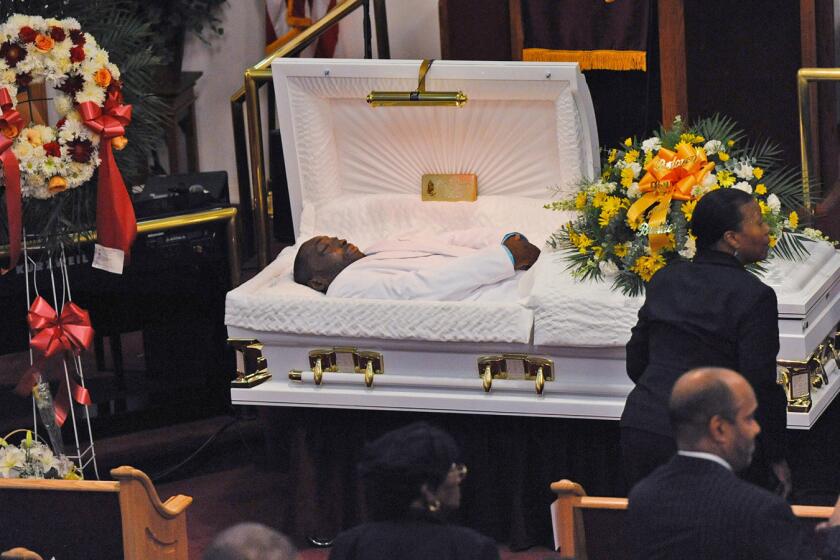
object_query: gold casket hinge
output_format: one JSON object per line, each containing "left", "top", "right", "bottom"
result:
{"left": 228, "top": 338, "right": 272, "bottom": 388}
{"left": 477, "top": 354, "right": 554, "bottom": 395}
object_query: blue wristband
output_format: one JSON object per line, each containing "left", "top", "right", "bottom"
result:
{"left": 502, "top": 245, "right": 515, "bottom": 264}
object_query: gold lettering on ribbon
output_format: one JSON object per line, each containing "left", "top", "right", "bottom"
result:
{"left": 626, "top": 144, "right": 715, "bottom": 253}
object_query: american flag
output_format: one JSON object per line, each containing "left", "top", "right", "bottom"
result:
{"left": 265, "top": 0, "right": 339, "bottom": 57}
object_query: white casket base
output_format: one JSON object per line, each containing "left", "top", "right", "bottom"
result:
{"left": 226, "top": 59, "right": 840, "bottom": 430}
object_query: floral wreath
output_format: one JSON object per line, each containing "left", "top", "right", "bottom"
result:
{"left": 0, "top": 14, "right": 136, "bottom": 269}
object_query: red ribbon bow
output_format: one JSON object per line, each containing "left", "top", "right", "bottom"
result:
{"left": 16, "top": 296, "right": 94, "bottom": 426}
{"left": 15, "top": 362, "right": 92, "bottom": 427}
{"left": 80, "top": 91, "right": 137, "bottom": 263}
{"left": 0, "top": 87, "right": 22, "bottom": 274}
{"left": 28, "top": 295, "right": 94, "bottom": 358}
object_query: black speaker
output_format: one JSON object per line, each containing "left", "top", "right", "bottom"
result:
{"left": 133, "top": 171, "right": 229, "bottom": 220}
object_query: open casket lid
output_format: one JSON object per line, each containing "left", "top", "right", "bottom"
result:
{"left": 270, "top": 58, "right": 600, "bottom": 242}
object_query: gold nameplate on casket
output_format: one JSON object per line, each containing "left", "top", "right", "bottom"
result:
{"left": 421, "top": 173, "right": 478, "bottom": 202}
{"left": 477, "top": 354, "right": 554, "bottom": 395}
{"left": 228, "top": 338, "right": 272, "bottom": 388}
{"left": 297, "top": 348, "right": 384, "bottom": 387}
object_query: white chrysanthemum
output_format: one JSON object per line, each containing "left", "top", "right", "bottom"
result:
{"left": 28, "top": 185, "right": 50, "bottom": 199}
{"left": 75, "top": 82, "right": 105, "bottom": 106}
{"left": 62, "top": 17, "right": 81, "bottom": 30}
{"left": 49, "top": 43, "right": 71, "bottom": 64}
{"left": 732, "top": 181, "right": 752, "bottom": 194}
{"left": 63, "top": 110, "right": 82, "bottom": 124}
{"left": 6, "top": 14, "right": 40, "bottom": 33}
{"left": 45, "top": 18, "right": 63, "bottom": 28}
{"left": 626, "top": 182, "right": 642, "bottom": 199}
{"left": 679, "top": 236, "right": 696, "bottom": 259}
{"left": 12, "top": 136, "right": 33, "bottom": 155}
{"left": 54, "top": 93, "right": 72, "bottom": 116}
{"left": 641, "top": 137, "right": 661, "bottom": 153}
{"left": 40, "top": 157, "right": 58, "bottom": 176}
{"left": 599, "top": 260, "right": 619, "bottom": 277}
{"left": 0, "top": 59, "right": 9, "bottom": 73}
{"left": 703, "top": 139, "right": 723, "bottom": 155}
{"left": 733, "top": 161, "right": 754, "bottom": 180}
{"left": 701, "top": 172, "right": 717, "bottom": 188}
{"left": 80, "top": 59, "right": 99, "bottom": 78}
{"left": 93, "top": 50, "right": 109, "bottom": 67}
{"left": 767, "top": 193, "right": 781, "bottom": 214}
{"left": 628, "top": 162, "right": 642, "bottom": 179}
{"left": 16, "top": 53, "right": 39, "bottom": 75}
{"left": 106, "top": 62, "right": 120, "bottom": 80}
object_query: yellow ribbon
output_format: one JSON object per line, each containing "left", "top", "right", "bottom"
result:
{"left": 626, "top": 144, "right": 715, "bottom": 253}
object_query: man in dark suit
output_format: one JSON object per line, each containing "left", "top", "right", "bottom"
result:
{"left": 627, "top": 367, "right": 840, "bottom": 560}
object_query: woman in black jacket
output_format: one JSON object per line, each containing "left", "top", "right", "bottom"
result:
{"left": 328, "top": 422, "right": 499, "bottom": 560}
{"left": 620, "top": 187, "right": 790, "bottom": 495}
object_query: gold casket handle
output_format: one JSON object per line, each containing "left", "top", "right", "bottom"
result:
{"left": 535, "top": 366, "right": 545, "bottom": 395}
{"left": 482, "top": 365, "right": 493, "bottom": 393}
{"left": 313, "top": 358, "right": 323, "bottom": 386}
{"left": 364, "top": 360, "right": 375, "bottom": 388}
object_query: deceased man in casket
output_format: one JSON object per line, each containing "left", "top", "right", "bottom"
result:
{"left": 293, "top": 228, "right": 541, "bottom": 301}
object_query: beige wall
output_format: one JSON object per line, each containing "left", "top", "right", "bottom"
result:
{"left": 180, "top": 0, "right": 440, "bottom": 203}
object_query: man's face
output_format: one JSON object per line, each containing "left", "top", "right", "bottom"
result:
{"left": 301, "top": 236, "right": 365, "bottom": 292}
{"left": 721, "top": 380, "right": 761, "bottom": 472}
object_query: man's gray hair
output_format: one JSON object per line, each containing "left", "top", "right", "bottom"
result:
{"left": 202, "top": 522, "right": 296, "bottom": 560}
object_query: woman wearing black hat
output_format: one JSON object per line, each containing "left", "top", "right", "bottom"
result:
{"left": 620, "top": 187, "right": 790, "bottom": 495}
{"left": 328, "top": 422, "right": 499, "bottom": 560}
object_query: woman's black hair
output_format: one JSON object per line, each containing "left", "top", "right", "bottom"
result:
{"left": 356, "top": 422, "right": 460, "bottom": 521}
{"left": 690, "top": 188, "right": 755, "bottom": 250}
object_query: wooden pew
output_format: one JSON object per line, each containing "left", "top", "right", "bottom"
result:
{"left": 550, "top": 479, "right": 834, "bottom": 560}
{"left": 0, "top": 465, "right": 192, "bottom": 560}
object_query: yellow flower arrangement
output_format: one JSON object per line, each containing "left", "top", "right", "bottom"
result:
{"left": 546, "top": 115, "right": 823, "bottom": 295}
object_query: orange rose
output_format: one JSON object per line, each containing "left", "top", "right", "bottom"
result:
{"left": 111, "top": 135, "right": 128, "bottom": 151}
{"left": 48, "top": 176, "right": 68, "bottom": 193}
{"left": 94, "top": 68, "right": 111, "bottom": 88}
{"left": 34, "top": 34, "right": 55, "bottom": 53}
{"left": 1, "top": 124, "right": 18, "bottom": 139}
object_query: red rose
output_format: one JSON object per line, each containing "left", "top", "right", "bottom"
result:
{"left": 69, "top": 44, "right": 85, "bottom": 63}
{"left": 50, "top": 26, "right": 66, "bottom": 42}
{"left": 43, "top": 142, "right": 61, "bottom": 158}
{"left": 15, "top": 72, "right": 31, "bottom": 87}
{"left": 18, "top": 26, "right": 36, "bottom": 44}
{"left": 56, "top": 118, "right": 66, "bottom": 129}
{"left": 69, "top": 29, "right": 85, "bottom": 46}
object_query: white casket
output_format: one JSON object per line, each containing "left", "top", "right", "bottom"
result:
{"left": 226, "top": 58, "right": 840, "bottom": 429}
